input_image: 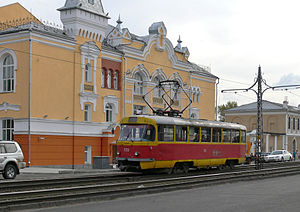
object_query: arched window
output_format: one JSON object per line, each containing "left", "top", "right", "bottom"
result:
{"left": 2, "top": 55, "right": 14, "bottom": 92}
{"left": 134, "top": 72, "right": 143, "bottom": 95}
{"left": 101, "top": 68, "right": 105, "bottom": 88}
{"left": 105, "top": 103, "right": 113, "bottom": 122}
{"left": 153, "top": 76, "right": 162, "bottom": 97}
{"left": 107, "top": 70, "right": 112, "bottom": 88}
{"left": 114, "top": 71, "right": 118, "bottom": 90}
{"left": 191, "top": 113, "right": 196, "bottom": 119}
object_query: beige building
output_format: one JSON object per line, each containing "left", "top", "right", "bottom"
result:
{"left": 0, "top": 1, "right": 218, "bottom": 167}
{"left": 224, "top": 100, "right": 300, "bottom": 154}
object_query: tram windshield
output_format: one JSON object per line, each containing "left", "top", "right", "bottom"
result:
{"left": 119, "top": 124, "right": 156, "bottom": 142}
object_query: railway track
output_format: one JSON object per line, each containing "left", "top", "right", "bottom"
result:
{"left": 1, "top": 161, "right": 300, "bottom": 212}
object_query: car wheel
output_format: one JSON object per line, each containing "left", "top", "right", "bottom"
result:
{"left": 2, "top": 164, "right": 17, "bottom": 179}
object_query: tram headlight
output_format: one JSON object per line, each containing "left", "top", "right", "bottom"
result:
{"left": 134, "top": 152, "right": 139, "bottom": 156}
{"left": 117, "top": 151, "right": 121, "bottom": 156}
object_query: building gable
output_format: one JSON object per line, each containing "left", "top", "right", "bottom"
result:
{"left": 0, "top": 3, "right": 41, "bottom": 30}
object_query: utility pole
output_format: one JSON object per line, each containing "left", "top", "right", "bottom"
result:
{"left": 222, "top": 66, "right": 300, "bottom": 170}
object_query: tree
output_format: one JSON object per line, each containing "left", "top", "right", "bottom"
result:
{"left": 218, "top": 101, "right": 238, "bottom": 121}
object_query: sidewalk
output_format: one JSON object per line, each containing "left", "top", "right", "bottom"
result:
{"left": 20, "top": 166, "right": 119, "bottom": 174}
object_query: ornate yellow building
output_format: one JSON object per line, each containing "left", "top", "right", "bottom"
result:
{"left": 0, "top": 0, "right": 218, "bottom": 168}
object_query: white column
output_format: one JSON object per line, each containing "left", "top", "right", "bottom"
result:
{"left": 80, "top": 55, "right": 85, "bottom": 92}
{"left": 274, "top": 136, "right": 278, "bottom": 150}
{"left": 0, "top": 120, "right": 2, "bottom": 139}
{"left": 266, "top": 134, "right": 269, "bottom": 152}
{"left": 93, "top": 56, "right": 97, "bottom": 94}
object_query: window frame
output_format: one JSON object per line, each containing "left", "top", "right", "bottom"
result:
{"left": 85, "top": 63, "right": 92, "bottom": 83}
{"left": 107, "top": 69, "right": 112, "bottom": 89}
{"left": 105, "top": 103, "right": 113, "bottom": 122}
{"left": 113, "top": 70, "right": 119, "bottom": 90}
{"left": 158, "top": 125, "right": 174, "bottom": 142}
{"left": 1, "top": 54, "right": 15, "bottom": 93}
{"left": 189, "top": 126, "right": 200, "bottom": 143}
{"left": 222, "top": 129, "right": 232, "bottom": 143}
{"left": 2, "top": 119, "right": 14, "bottom": 141}
{"left": 212, "top": 128, "right": 222, "bottom": 143}
{"left": 176, "top": 125, "right": 188, "bottom": 142}
{"left": 134, "top": 72, "right": 144, "bottom": 95}
{"left": 201, "top": 127, "right": 211, "bottom": 143}
{"left": 101, "top": 68, "right": 105, "bottom": 88}
{"left": 232, "top": 130, "right": 241, "bottom": 143}
{"left": 84, "top": 104, "right": 92, "bottom": 122}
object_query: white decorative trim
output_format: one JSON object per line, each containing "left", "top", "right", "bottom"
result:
{"left": 14, "top": 118, "right": 110, "bottom": 137}
{"left": 31, "top": 37, "right": 75, "bottom": 51}
{"left": 191, "top": 107, "right": 200, "bottom": 119}
{"left": 169, "top": 72, "right": 183, "bottom": 85}
{"left": 80, "top": 92, "right": 98, "bottom": 111}
{"left": 191, "top": 76, "right": 216, "bottom": 83}
{"left": 0, "top": 48, "right": 18, "bottom": 92}
{"left": 101, "top": 55, "right": 122, "bottom": 63}
{"left": 80, "top": 41, "right": 101, "bottom": 94}
{"left": 0, "top": 102, "right": 20, "bottom": 112}
{"left": 225, "top": 111, "right": 289, "bottom": 116}
{"left": 103, "top": 95, "right": 120, "bottom": 123}
{"left": 151, "top": 68, "right": 167, "bottom": 81}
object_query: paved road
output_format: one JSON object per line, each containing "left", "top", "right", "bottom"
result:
{"left": 20, "top": 174, "right": 300, "bottom": 212}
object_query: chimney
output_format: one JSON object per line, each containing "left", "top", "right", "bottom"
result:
{"left": 283, "top": 96, "right": 288, "bottom": 109}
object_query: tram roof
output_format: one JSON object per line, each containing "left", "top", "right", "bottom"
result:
{"left": 124, "top": 115, "right": 246, "bottom": 130}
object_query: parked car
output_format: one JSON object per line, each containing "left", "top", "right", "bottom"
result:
{"left": 264, "top": 150, "right": 293, "bottom": 162}
{"left": 0, "top": 141, "right": 26, "bottom": 179}
{"left": 260, "top": 152, "right": 270, "bottom": 162}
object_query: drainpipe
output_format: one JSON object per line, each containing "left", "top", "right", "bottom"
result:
{"left": 189, "top": 71, "right": 192, "bottom": 118}
{"left": 28, "top": 26, "right": 32, "bottom": 166}
{"left": 215, "top": 78, "right": 219, "bottom": 121}
{"left": 123, "top": 56, "right": 127, "bottom": 117}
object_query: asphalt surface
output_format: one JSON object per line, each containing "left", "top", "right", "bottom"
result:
{"left": 19, "top": 173, "right": 300, "bottom": 212}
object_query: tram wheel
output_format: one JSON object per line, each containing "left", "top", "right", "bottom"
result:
{"left": 167, "top": 168, "right": 173, "bottom": 175}
{"left": 218, "top": 165, "right": 226, "bottom": 170}
{"left": 182, "top": 164, "right": 189, "bottom": 174}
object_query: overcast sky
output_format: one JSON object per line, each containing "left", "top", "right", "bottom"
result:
{"left": 1, "top": 0, "right": 300, "bottom": 107}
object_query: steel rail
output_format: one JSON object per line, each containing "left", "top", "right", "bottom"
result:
{"left": 1, "top": 164, "right": 300, "bottom": 211}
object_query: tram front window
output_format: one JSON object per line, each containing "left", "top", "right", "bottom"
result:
{"left": 119, "top": 124, "right": 155, "bottom": 142}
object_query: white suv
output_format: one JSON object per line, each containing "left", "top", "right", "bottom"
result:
{"left": 0, "top": 141, "right": 26, "bottom": 179}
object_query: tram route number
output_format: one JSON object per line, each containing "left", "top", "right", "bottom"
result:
{"left": 212, "top": 150, "right": 222, "bottom": 156}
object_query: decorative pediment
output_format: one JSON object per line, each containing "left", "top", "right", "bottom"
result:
{"left": 148, "top": 22, "right": 167, "bottom": 51}
{"left": 80, "top": 41, "right": 101, "bottom": 56}
{"left": 151, "top": 69, "right": 167, "bottom": 81}
{"left": 0, "top": 102, "right": 20, "bottom": 112}
{"left": 131, "top": 64, "right": 151, "bottom": 81}
{"left": 169, "top": 72, "right": 183, "bottom": 86}
{"left": 80, "top": 92, "right": 98, "bottom": 111}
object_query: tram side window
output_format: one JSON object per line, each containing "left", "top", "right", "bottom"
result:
{"left": 176, "top": 126, "right": 187, "bottom": 142}
{"left": 212, "top": 128, "right": 221, "bottom": 143}
{"left": 232, "top": 130, "right": 241, "bottom": 143}
{"left": 222, "top": 129, "right": 231, "bottom": 143}
{"left": 241, "top": 130, "right": 246, "bottom": 143}
{"left": 201, "top": 127, "right": 211, "bottom": 143}
{"left": 158, "top": 125, "right": 174, "bottom": 142}
{"left": 189, "top": 126, "right": 200, "bottom": 142}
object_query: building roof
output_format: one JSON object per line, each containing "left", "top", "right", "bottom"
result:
{"left": 58, "top": 0, "right": 107, "bottom": 18}
{"left": 224, "top": 100, "right": 300, "bottom": 114}
{"left": 0, "top": 22, "right": 74, "bottom": 41}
